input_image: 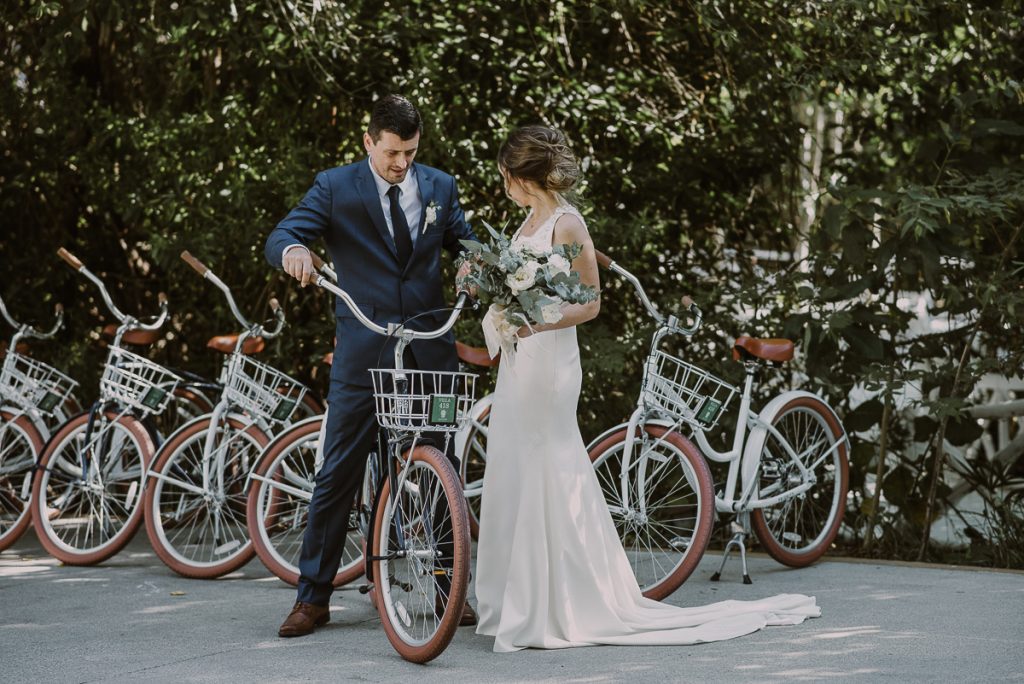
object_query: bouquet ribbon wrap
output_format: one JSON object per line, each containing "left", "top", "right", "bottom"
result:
{"left": 482, "top": 304, "right": 519, "bottom": 362}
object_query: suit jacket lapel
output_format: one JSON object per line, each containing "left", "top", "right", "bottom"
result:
{"left": 411, "top": 163, "right": 434, "bottom": 264}
{"left": 357, "top": 161, "right": 398, "bottom": 261}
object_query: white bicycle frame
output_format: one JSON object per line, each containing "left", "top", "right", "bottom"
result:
{"left": 614, "top": 362, "right": 848, "bottom": 519}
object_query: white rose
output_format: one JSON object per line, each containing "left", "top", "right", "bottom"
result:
{"left": 546, "top": 254, "right": 571, "bottom": 275}
{"left": 506, "top": 264, "right": 538, "bottom": 293}
{"left": 539, "top": 300, "right": 564, "bottom": 324}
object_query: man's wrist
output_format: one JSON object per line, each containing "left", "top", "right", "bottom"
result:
{"left": 283, "top": 244, "right": 309, "bottom": 258}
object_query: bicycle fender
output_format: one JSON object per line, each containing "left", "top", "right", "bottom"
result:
{"left": 363, "top": 471, "right": 389, "bottom": 585}
{"left": 585, "top": 417, "right": 679, "bottom": 452}
{"left": 258, "top": 413, "right": 323, "bottom": 454}
{"left": 453, "top": 393, "right": 492, "bottom": 458}
{"left": 740, "top": 390, "right": 846, "bottom": 491}
{"left": 147, "top": 411, "right": 256, "bottom": 473}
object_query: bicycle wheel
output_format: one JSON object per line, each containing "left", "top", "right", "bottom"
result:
{"left": 0, "top": 411, "right": 45, "bottom": 551}
{"left": 750, "top": 396, "right": 849, "bottom": 566}
{"left": 246, "top": 417, "right": 365, "bottom": 586}
{"left": 31, "top": 410, "right": 154, "bottom": 564}
{"left": 588, "top": 423, "right": 714, "bottom": 600}
{"left": 144, "top": 414, "right": 269, "bottom": 578}
{"left": 372, "top": 445, "right": 470, "bottom": 664}
{"left": 458, "top": 404, "right": 490, "bottom": 540}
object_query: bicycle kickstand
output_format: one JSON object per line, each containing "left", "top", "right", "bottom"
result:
{"left": 710, "top": 512, "right": 753, "bottom": 585}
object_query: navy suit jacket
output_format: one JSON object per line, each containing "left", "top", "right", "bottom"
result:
{"left": 266, "top": 160, "right": 477, "bottom": 386}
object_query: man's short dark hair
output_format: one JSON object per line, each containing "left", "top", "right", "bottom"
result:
{"left": 367, "top": 95, "right": 422, "bottom": 142}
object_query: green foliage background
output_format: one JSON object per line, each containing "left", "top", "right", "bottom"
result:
{"left": 3, "top": 0, "right": 1023, "bottom": 564}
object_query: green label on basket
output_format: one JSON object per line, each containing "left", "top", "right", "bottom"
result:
{"left": 141, "top": 387, "right": 167, "bottom": 411}
{"left": 272, "top": 398, "right": 297, "bottom": 422}
{"left": 696, "top": 397, "right": 721, "bottom": 425}
{"left": 429, "top": 394, "right": 457, "bottom": 425}
{"left": 38, "top": 391, "right": 60, "bottom": 412}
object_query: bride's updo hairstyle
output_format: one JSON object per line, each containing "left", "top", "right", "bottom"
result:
{"left": 498, "top": 125, "right": 581, "bottom": 195}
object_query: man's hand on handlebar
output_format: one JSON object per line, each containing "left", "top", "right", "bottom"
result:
{"left": 283, "top": 246, "right": 315, "bottom": 287}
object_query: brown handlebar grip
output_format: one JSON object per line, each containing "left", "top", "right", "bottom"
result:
{"left": 158, "top": 292, "right": 168, "bottom": 306}
{"left": 57, "top": 247, "right": 84, "bottom": 271}
{"left": 269, "top": 297, "right": 281, "bottom": 312}
{"left": 681, "top": 295, "right": 694, "bottom": 309}
{"left": 309, "top": 251, "right": 326, "bottom": 270}
{"left": 180, "top": 250, "right": 210, "bottom": 277}
{"left": 55, "top": 303, "right": 64, "bottom": 315}
{"left": 595, "top": 249, "right": 612, "bottom": 269}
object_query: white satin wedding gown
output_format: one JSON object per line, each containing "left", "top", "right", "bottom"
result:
{"left": 474, "top": 203, "right": 820, "bottom": 653}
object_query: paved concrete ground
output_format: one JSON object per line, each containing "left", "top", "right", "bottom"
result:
{"left": 1, "top": 530, "right": 1022, "bottom": 683}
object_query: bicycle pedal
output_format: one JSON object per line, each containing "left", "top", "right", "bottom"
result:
{"left": 358, "top": 583, "right": 374, "bottom": 595}
{"left": 710, "top": 572, "right": 721, "bottom": 582}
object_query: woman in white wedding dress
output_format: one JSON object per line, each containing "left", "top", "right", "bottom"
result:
{"left": 473, "top": 126, "right": 820, "bottom": 653}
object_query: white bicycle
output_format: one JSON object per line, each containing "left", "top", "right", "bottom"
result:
{"left": 246, "top": 252, "right": 497, "bottom": 586}
{"left": 587, "top": 250, "right": 850, "bottom": 596}
{"left": 32, "top": 248, "right": 181, "bottom": 565}
{"left": 144, "top": 251, "right": 309, "bottom": 578}
{"left": 0, "top": 296, "right": 79, "bottom": 551}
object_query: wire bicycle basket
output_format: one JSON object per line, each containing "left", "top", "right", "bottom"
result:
{"left": 642, "top": 349, "right": 737, "bottom": 430}
{"left": 0, "top": 352, "right": 79, "bottom": 416}
{"left": 370, "top": 368, "right": 478, "bottom": 433}
{"left": 99, "top": 346, "right": 181, "bottom": 415}
{"left": 223, "top": 352, "right": 307, "bottom": 424}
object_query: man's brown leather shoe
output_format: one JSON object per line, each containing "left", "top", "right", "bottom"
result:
{"left": 435, "top": 598, "right": 477, "bottom": 627}
{"left": 278, "top": 601, "right": 330, "bottom": 638}
{"left": 458, "top": 601, "right": 478, "bottom": 627}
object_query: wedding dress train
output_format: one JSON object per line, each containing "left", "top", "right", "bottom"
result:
{"left": 474, "top": 203, "right": 820, "bottom": 653}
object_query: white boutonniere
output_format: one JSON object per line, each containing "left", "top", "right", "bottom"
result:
{"left": 423, "top": 200, "right": 440, "bottom": 234}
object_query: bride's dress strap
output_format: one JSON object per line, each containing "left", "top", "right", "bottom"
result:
{"left": 513, "top": 202, "right": 585, "bottom": 248}
{"left": 546, "top": 201, "right": 586, "bottom": 244}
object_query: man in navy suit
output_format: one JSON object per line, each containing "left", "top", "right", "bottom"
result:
{"left": 266, "top": 95, "right": 477, "bottom": 637}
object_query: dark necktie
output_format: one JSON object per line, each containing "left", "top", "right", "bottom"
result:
{"left": 387, "top": 185, "right": 413, "bottom": 267}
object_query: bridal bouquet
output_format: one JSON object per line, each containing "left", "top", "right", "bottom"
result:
{"left": 458, "top": 222, "right": 598, "bottom": 361}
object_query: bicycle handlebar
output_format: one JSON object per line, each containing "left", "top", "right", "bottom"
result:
{"left": 57, "top": 247, "right": 84, "bottom": 271}
{"left": 180, "top": 250, "right": 210, "bottom": 277}
{"left": 0, "top": 294, "right": 17, "bottom": 329}
{"left": 58, "top": 247, "right": 168, "bottom": 331}
{"left": 180, "top": 250, "right": 286, "bottom": 338}
{"left": 314, "top": 274, "right": 471, "bottom": 342}
{"left": 307, "top": 249, "right": 338, "bottom": 282}
{"left": 0, "top": 297, "right": 65, "bottom": 340}
{"left": 594, "top": 248, "right": 702, "bottom": 336}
